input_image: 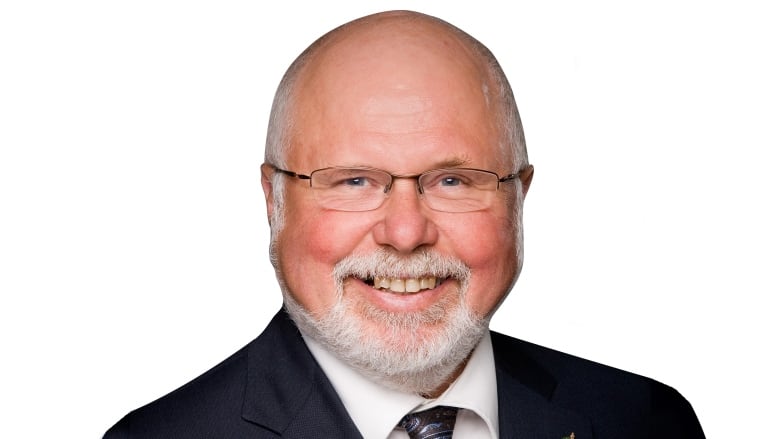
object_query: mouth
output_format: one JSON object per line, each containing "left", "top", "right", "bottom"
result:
{"left": 362, "top": 276, "right": 445, "bottom": 294}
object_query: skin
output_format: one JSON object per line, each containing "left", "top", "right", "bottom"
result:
{"left": 261, "top": 11, "right": 532, "bottom": 392}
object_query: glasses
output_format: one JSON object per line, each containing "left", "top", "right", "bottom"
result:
{"left": 268, "top": 164, "right": 531, "bottom": 213}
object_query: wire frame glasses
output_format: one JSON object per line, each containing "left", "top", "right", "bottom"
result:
{"left": 269, "top": 165, "right": 530, "bottom": 213}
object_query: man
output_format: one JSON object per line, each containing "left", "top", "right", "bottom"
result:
{"left": 105, "top": 10, "right": 705, "bottom": 439}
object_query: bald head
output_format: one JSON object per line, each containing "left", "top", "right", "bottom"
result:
{"left": 265, "top": 11, "right": 527, "bottom": 172}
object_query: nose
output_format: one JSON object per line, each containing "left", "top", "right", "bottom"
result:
{"left": 372, "top": 179, "right": 438, "bottom": 254}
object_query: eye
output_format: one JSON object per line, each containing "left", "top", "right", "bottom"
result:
{"left": 341, "top": 176, "right": 369, "bottom": 187}
{"left": 440, "top": 176, "right": 463, "bottom": 187}
{"left": 328, "top": 171, "right": 385, "bottom": 190}
{"left": 421, "top": 169, "right": 491, "bottom": 194}
{"left": 432, "top": 172, "right": 472, "bottom": 189}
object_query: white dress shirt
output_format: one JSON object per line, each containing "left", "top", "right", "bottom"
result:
{"left": 302, "top": 332, "right": 499, "bottom": 439}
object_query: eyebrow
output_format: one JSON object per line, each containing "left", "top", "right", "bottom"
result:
{"left": 336, "top": 157, "right": 471, "bottom": 172}
{"left": 432, "top": 157, "right": 470, "bottom": 168}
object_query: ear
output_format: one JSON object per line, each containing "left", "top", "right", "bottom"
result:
{"left": 520, "top": 165, "right": 534, "bottom": 197}
{"left": 260, "top": 163, "right": 276, "bottom": 224}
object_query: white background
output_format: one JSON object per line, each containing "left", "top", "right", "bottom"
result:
{"left": 1, "top": 1, "right": 777, "bottom": 437}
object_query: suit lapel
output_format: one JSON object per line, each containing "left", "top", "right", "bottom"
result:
{"left": 241, "top": 310, "right": 363, "bottom": 438}
{"left": 492, "top": 332, "right": 593, "bottom": 439}
{"left": 238, "top": 312, "right": 592, "bottom": 438}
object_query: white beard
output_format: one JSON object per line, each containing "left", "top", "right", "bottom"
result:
{"left": 282, "top": 248, "right": 489, "bottom": 396}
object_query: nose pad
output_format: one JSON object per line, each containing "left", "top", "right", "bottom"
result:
{"left": 385, "top": 176, "right": 424, "bottom": 196}
{"left": 386, "top": 177, "right": 424, "bottom": 203}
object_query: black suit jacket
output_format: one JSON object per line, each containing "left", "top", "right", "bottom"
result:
{"left": 105, "top": 310, "right": 705, "bottom": 438}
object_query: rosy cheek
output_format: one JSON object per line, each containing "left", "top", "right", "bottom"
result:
{"left": 301, "top": 211, "right": 376, "bottom": 264}
{"left": 440, "top": 214, "right": 516, "bottom": 315}
{"left": 292, "top": 213, "right": 379, "bottom": 313}
{"left": 439, "top": 214, "right": 508, "bottom": 261}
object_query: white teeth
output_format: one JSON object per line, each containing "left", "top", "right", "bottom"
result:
{"left": 372, "top": 276, "right": 440, "bottom": 293}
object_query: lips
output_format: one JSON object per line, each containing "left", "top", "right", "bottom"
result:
{"left": 365, "top": 276, "right": 443, "bottom": 293}
{"left": 335, "top": 249, "right": 469, "bottom": 300}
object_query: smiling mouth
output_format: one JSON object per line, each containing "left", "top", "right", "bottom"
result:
{"left": 362, "top": 276, "right": 444, "bottom": 294}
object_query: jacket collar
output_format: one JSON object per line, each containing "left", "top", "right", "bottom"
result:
{"left": 239, "top": 310, "right": 591, "bottom": 438}
{"left": 241, "top": 310, "right": 362, "bottom": 438}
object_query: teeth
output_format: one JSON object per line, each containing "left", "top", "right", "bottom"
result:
{"left": 420, "top": 277, "right": 436, "bottom": 289}
{"left": 372, "top": 276, "right": 440, "bottom": 293}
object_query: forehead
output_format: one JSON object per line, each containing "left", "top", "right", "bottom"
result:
{"left": 285, "top": 17, "right": 506, "bottom": 171}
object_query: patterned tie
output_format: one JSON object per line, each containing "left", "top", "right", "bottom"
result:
{"left": 398, "top": 405, "right": 459, "bottom": 439}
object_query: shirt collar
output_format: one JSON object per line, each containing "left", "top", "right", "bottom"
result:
{"left": 302, "top": 332, "right": 498, "bottom": 439}
{"left": 426, "top": 332, "right": 499, "bottom": 438}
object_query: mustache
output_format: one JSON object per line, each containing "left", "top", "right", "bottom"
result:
{"left": 332, "top": 248, "right": 470, "bottom": 281}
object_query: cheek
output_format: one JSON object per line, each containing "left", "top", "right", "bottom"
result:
{"left": 296, "top": 213, "right": 350, "bottom": 261}
{"left": 277, "top": 209, "right": 374, "bottom": 313}
{"left": 440, "top": 212, "right": 515, "bottom": 265}
{"left": 441, "top": 213, "right": 518, "bottom": 316}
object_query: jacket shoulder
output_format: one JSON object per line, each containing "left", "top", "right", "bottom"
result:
{"left": 491, "top": 331, "right": 705, "bottom": 438}
{"left": 104, "top": 310, "right": 360, "bottom": 439}
{"left": 103, "top": 343, "right": 265, "bottom": 438}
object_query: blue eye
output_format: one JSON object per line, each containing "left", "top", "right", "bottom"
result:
{"left": 343, "top": 177, "right": 368, "bottom": 186}
{"left": 440, "top": 176, "right": 462, "bottom": 186}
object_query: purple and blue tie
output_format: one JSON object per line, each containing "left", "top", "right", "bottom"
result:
{"left": 398, "top": 405, "right": 459, "bottom": 439}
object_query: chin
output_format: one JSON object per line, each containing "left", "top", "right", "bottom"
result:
{"left": 283, "top": 284, "right": 488, "bottom": 395}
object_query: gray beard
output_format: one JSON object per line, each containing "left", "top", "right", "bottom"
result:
{"left": 281, "top": 248, "right": 489, "bottom": 396}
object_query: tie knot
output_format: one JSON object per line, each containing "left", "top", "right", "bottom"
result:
{"left": 398, "top": 405, "right": 459, "bottom": 439}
